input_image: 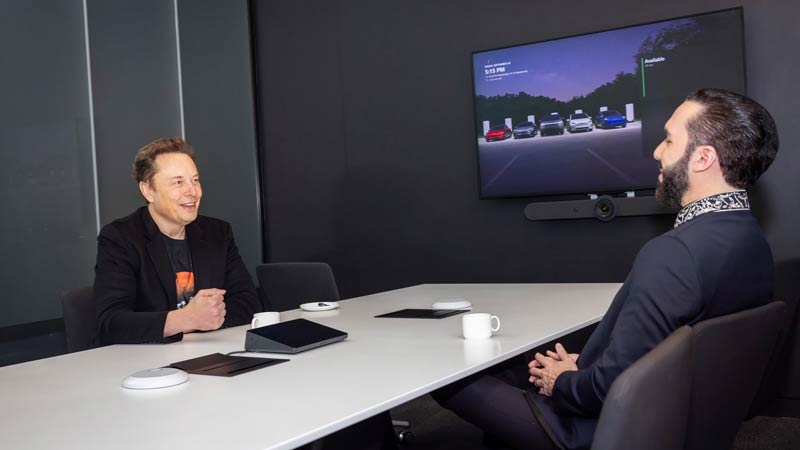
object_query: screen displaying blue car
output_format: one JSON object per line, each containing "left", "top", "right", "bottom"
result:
{"left": 471, "top": 8, "right": 745, "bottom": 198}
{"left": 595, "top": 110, "right": 627, "bottom": 129}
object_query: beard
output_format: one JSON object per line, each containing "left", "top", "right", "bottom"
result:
{"left": 655, "top": 147, "right": 691, "bottom": 208}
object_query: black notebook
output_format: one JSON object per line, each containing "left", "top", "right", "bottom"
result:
{"left": 375, "top": 308, "right": 467, "bottom": 319}
{"left": 170, "top": 353, "right": 288, "bottom": 377}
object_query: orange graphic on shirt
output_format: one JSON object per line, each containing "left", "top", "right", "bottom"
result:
{"left": 176, "top": 271, "right": 195, "bottom": 302}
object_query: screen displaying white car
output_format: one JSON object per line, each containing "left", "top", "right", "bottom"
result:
{"left": 568, "top": 113, "right": 593, "bottom": 133}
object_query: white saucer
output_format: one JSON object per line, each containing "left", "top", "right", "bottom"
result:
{"left": 121, "top": 367, "right": 189, "bottom": 390}
{"left": 300, "top": 301, "right": 340, "bottom": 312}
{"left": 432, "top": 300, "right": 473, "bottom": 310}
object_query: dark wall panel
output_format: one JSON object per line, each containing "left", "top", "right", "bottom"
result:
{"left": 741, "top": 0, "right": 800, "bottom": 262}
{"left": 177, "top": 0, "right": 263, "bottom": 274}
{"left": 0, "top": 0, "right": 96, "bottom": 327}
{"left": 252, "top": 0, "right": 349, "bottom": 266}
{"left": 253, "top": 0, "right": 799, "bottom": 299}
{"left": 87, "top": 0, "right": 182, "bottom": 224}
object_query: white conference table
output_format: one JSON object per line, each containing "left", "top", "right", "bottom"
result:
{"left": 0, "top": 283, "right": 620, "bottom": 450}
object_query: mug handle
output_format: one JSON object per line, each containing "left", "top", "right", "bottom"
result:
{"left": 491, "top": 315, "right": 501, "bottom": 332}
{"left": 251, "top": 318, "right": 258, "bottom": 329}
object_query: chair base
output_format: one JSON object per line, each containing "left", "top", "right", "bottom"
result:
{"left": 392, "top": 420, "right": 414, "bottom": 444}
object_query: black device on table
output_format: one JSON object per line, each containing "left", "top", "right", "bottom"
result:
{"left": 245, "top": 318, "right": 348, "bottom": 354}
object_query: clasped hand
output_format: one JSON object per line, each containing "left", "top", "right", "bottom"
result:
{"left": 182, "top": 288, "right": 227, "bottom": 331}
{"left": 528, "top": 343, "right": 578, "bottom": 397}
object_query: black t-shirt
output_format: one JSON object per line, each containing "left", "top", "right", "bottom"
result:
{"left": 163, "top": 235, "right": 195, "bottom": 309}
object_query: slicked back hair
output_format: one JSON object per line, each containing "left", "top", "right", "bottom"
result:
{"left": 685, "top": 88, "right": 779, "bottom": 189}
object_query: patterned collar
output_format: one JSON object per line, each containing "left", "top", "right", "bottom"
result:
{"left": 674, "top": 191, "right": 750, "bottom": 228}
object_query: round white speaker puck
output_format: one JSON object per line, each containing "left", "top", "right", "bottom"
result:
{"left": 121, "top": 367, "right": 189, "bottom": 390}
{"left": 432, "top": 299, "right": 473, "bottom": 310}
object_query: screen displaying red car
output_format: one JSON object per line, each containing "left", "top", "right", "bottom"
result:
{"left": 472, "top": 8, "right": 745, "bottom": 199}
{"left": 485, "top": 124, "right": 512, "bottom": 142}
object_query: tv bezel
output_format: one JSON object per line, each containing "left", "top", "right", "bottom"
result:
{"left": 471, "top": 6, "right": 747, "bottom": 200}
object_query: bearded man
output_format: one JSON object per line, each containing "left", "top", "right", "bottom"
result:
{"left": 433, "top": 88, "right": 780, "bottom": 450}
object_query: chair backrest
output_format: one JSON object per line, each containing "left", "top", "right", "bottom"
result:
{"left": 685, "top": 301, "right": 786, "bottom": 450}
{"left": 60, "top": 286, "right": 96, "bottom": 353}
{"left": 592, "top": 326, "right": 692, "bottom": 450}
{"left": 750, "top": 259, "right": 800, "bottom": 416}
{"left": 256, "top": 262, "right": 340, "bottom": 312}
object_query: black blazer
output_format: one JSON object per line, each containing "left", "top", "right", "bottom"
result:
{"left": 530, "top": 210, "right": 774, "bottom": 450}
{"left": 94, "top": 207, "right": 260, "bottom": 345}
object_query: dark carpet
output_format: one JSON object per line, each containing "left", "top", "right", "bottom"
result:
{"left": 389, "top": 394, "right": 800, "bottom": 450}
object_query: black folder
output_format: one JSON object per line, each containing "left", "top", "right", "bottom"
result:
{"left": 170, "top": 353, "right": 288, "bottom": 377}
{"left": 375, "top": 308, "right": 467, "bottom": 319}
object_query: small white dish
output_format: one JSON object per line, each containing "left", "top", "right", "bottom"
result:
{"left": 299, "top": 301, "right": 339, "bottom": 312}
{"left": 121, "top": 367, "right": 188, "bottom": 390}
{"left": 432, "top": 300, "right": 473, "bottom": 310}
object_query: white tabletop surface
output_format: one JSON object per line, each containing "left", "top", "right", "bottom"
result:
{"left": 0, "top": 283, "right": 620, "bottom": 450}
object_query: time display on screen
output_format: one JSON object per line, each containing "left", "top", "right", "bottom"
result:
{"left": 484, "top": 66, "right": 506, "bottom": 75}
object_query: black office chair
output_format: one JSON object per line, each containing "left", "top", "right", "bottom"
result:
{"left": 750, "top": 259, "right": 800, "bottom": 417}
{"left": 591, "top": 326, "right": 692, "bottom": 450}
{"left": 685, "top": 301, "right": 786, "bottom": 450}
{"left": 60, "top": 285, "right": 96, "bottom": 353}
{"left": 256, "top": 262, "right": 341, "bottom": 311}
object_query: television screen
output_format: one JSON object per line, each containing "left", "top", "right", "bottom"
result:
{"left": 472, "top": 8, "right": 745, "bottom": 199}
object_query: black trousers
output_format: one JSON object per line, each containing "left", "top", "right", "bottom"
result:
{"left": 432, "top": 356, "right": 560, "bottom": 450}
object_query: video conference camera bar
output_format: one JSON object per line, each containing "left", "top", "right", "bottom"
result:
{"left": 524, "top": 192, "right": 677, "bottom": 222}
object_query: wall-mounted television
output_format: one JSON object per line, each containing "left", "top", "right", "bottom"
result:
{"left": 472, "top": 8, "right": 745, "bottom": 199}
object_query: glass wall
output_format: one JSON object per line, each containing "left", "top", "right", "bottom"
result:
{"left": 0, "top": 0, "right": 97, "bottom": 327}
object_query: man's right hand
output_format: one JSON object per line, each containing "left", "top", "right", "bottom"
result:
{"left": 164, "top": 288, "right": 226, "bottom": 337}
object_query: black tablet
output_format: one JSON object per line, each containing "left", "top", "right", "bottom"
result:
{"left": 244, "top": 318, "right": 347, "bottom": 354}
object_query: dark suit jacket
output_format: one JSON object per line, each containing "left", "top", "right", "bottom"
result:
{"left": 530, "top": 210, "right": 774, "bottom": 450}
{"left": 94, "top": 206, "right": 260, "bottom": 345}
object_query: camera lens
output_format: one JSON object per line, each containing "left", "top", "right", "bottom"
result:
{"left": 593, "top": 197, "right": 616, "bottom": 222}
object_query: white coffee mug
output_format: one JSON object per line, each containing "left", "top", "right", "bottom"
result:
{"left": 251, "top": 311, "right": 280, "bottom": 329}
{"left": 462, "top": 313, "right": 501, "bottom": 340}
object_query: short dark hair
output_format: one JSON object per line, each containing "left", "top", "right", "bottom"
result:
{"left": 132, "top": 137, "right": 196, "bottom": 184}
{"left": 685, "top": 88, "right": 779, "bottom": 189}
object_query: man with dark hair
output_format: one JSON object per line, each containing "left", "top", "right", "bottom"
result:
{"left": 434, "top": 88, "right": 780, "bottom": 450}
{"left": 657, "top": 88, "right": 779, "bottom": 207}
{"left": 94, "top": 137, "right": 260, "bottom": 344}
{"left": 96, "top": 138, "right": 396, "bottom": 448}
